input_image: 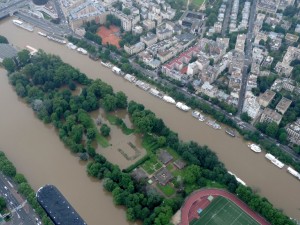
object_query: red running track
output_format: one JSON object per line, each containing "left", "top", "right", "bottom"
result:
{"left": 180, "top": 188, "right": 270, "bottom": 225}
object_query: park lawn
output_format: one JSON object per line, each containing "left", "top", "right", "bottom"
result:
{"left": 157, "top": 183, "right": 176, "bottom": 197}
{"left": 192, "top": 196, "right": 260, "bottom": 225}
{"left": 142, "top": 157, "right": 162, "bottom": 174}
{"left": 192, "top": 0, "right": 205, "bottom": 7}
{"left": 166, "top": 163, "right": 174, "bottom": 171}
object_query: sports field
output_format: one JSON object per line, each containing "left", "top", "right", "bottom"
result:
{"left": 191, "top": 196, "right": 260, "bottom": 225}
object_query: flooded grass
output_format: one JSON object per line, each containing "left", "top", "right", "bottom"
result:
{"left": 107, "top": 114, "right": 135, "bottom": 135}
{"left": 95, "top": 132, "right": 110, "bottom": 148}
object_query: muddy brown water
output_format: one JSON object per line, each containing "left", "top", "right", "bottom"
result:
{"left": 0, "top": 18, "right": 299, "bottom": 221}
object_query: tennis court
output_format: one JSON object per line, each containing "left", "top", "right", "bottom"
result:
{"left": 191, "top": 196, "right": 260, "bottom": 225}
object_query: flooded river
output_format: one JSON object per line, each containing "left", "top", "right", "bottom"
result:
{"left": 0, "top": 18, "right": 299, "bottom": 221}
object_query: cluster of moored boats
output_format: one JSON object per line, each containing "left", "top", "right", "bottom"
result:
{"left": 111, "top": 71, "right": 193, "bottom": 111}
{"left": 247, "top": 143, "right": 300, "bottom": 180}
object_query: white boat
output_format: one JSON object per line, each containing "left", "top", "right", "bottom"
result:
{"left": 66, "top": 42, "right": 77, "bottom": 50}
{"left": 206, "top": 120, "right": 221, "bottom": 129}
{"left": 124, "top": 74, "right": 137, "bottom": 83}
{"left": 271, "top": 159, "right": 285, "bottom": 169}
{"left": 13, "top": 19, "right": 33, "bottom": 32}
{"left": 265, "top": 153, "right": 285, "bottom": 169}
{"left": 77, "top": 47, "right": 87, "bottom": 55}
{"left": 13, "top": 19, "right": 23, "bottom": 26}
{"left": 149, "top": 88, "right": 163, "bottom": 98}
{"left": 38, "top": 31, "right": 47, "bottom": 37}
{"left": 112, "top": 66, "right": 121, "bottom": 74}
{"left": 228, "top": 171, "right": 247, "bottom": 186}
{"left": 198, "top": 114, "right": 206, "bottom": 122}
{"left": 225, "top": 129, "right": 235, "bottom": 137}
{"left": 287, "top": 167, "right": 300, "bottom": 180}
{"left": 176, "top": 102, "right": 191, "bottom": 112}
{"left": 192, "top": 110, "right": 206, "bottom": 122}
{"left": 192, "top": 110, "right": 200, "bottom": 118}
{"left": 136, "top": 80, "right": 150, "bottom": 91}
{"left": 163, "top": 96, "right": 176, "bottom": 104}
{"left": 247, "top": 143, "right": 261, "bottom": 153}
{"left": 101, "top": 61, "right": 112, "bottom": 68}
{"left": 47, "top": 35, "right": 66, "bottom": 44}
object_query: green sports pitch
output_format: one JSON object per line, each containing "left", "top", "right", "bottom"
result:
{"left": 190, "top": 197, "right": 260, "bottom": 225}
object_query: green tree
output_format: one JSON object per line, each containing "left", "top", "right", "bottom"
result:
{"left": 265, "top": 122, "right": 279, "bottom": 138}
{"left": 102, "top": 94, "right": 117, "bottom": 112}
{"left": 259, "top": 39, "right": 265, "bottom": 46}
{"left": 123, "top": 8, "right": 131, "bottom": 15}
{"left": 18, "top": 50, "right": 30, "bottom": 66}
{"left": 240, "top": 112, "right": 252, "bottom": 123}
{"left": 86, "top": 128, "right": 96, "bottom": 140}
{"left": 14, "top": 173, "right": 27, "bottom": 184}
{"left": 2, "top": 58, "right": 16, "bottom": 73}
{"left": 0, "top": 35, "right": 8, "bottom": 44}
{"left": 116, "top": 91, "right": 128, "bottom": 109}
{"left": 0, "top": 197, "right": 6, "bottom": 212}
{"left": 100, "top": 124, "right": 111, "bottom": 137}
{"left": 183, "top": 165, "right": 201, "bottom": 184}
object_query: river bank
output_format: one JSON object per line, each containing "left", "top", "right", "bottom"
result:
{"left": 0, "top": 17, "right": 299, "bottom": 220}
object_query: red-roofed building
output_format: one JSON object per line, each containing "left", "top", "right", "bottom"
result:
{"left": 162, "top": 45, "right": 200, "bottom": 81}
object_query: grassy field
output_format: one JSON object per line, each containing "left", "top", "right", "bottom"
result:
{"left": 157, "top": 183, "right": 176, "bottom": 197}
{"left": 191, "top": 197, "right": 260, "bottom": 225}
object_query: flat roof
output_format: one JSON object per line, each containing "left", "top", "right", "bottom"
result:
{"left": 0, "top": 43, "right": 18, "bottom": 60}
{"left": 37, "top": 185, "right": 87, "bottom": 225}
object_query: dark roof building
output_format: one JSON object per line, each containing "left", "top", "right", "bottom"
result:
{"left": 131, "top": 168, "right": 148, "bottom": 181}
{"left": 173, "top": 159, "right": 186, "bottom": 169}
{"left": 153, "top": 167, "right": 174, "bottom": 186}
{"left": 158, "top": 150, "right": 173, "bottom": 165}
{"left": 0, "top": 44, "right": 18, "bottom": 63}
{"left": 36, "top": 185, "right": 87, "bottom": 225}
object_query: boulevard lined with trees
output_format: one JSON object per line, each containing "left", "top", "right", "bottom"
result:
{"left": 1, "top": 50, "right": 295, "bottom": 225}
{"left": 0, "top": 152, "right": 53, "bottom": 224}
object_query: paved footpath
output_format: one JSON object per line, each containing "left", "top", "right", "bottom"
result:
{"left": 180, "top": 188, "right": 270, "bottom": 225}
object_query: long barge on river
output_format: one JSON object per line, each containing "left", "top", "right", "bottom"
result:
{"left": 37, "top": 184, "right": 87, "bottom": 225}
{"left": 12, "top": 19, "right": 33, "bottom": 32}
{"left": 47, "top": 34, "right": 66, "bottom": 44}
{"left": 265, "top": 153, "right": 285, "bottom": 169}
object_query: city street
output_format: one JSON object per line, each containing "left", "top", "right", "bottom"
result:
{"left": 0, "top": 173, "right": 40, "bottom": 225}
{"left": 237, "top": 0, "right": 257, "bottom": 115}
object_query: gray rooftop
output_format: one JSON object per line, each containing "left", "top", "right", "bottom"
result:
{"left": 0, "top": 44, "right": 17, "bottom": 60}
{"left": 158, "top": 150, "right": 173, "bottom": 164}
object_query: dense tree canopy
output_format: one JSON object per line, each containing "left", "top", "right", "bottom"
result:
{"left": 2, "top": 58, "right": 16, "bottom": 73}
